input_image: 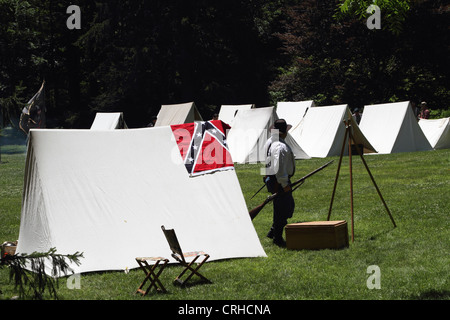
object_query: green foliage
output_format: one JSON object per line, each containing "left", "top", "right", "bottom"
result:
{"left": 430, "top": 109, "right": 450, "bottom": 119}
{"left": 1, "top": 248, "right": 83, "bottom": 300}
{"left": 336, "top": 0, "right": 412, "bottom": 35}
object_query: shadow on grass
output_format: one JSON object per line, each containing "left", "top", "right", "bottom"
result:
{"left": 367, "top": 227, "right": 397, "bottom": 241}
{"left": 414, "top": 290, "right": 450, "bottom": 300}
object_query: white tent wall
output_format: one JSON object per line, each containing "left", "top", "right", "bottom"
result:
{"left": 218, "top": 104, "right": 254, "bottom": 126}
{"left": 359, "top": 101, "right": 432, "bottom": 154}
{"left": 292, "top": 104, "right": 376, "bottom": 158}
{"left": 276, "top": 101, "right": 313, "bottom": 129}
{"left": 276, "top": 101, "right": 314, "bottom": 152}
{"left": 294, "top": 105, "right": 346, "bottom": 158}
{"left": 155, "top": 102, "right": 203, "bottom": 126}
{"left": 227, "top": 107, "right": 271, "bottom": 163}
{"left": 90, "top": 112, "right": 127, "bottom": 130}
{"left": 16, "top": 128, "right": 266, "bottom": 276}
{"left": 419, "top": 117, "right": 450, "bottom": 149}
{"left": 226, "top": 107, "right": 309, "bottom": 164}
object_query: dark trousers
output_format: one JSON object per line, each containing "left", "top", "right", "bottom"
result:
{"left": 271, "top": 191, "right": 295, "bottom": 241}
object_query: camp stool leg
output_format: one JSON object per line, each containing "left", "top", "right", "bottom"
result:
{"left": 135, "top": 257, "right": 169, "bottom": 295}
{"left": 173, "top": 252, "right": 211, "bottom": 286}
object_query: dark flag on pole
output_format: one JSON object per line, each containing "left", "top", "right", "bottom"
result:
{"left": 19, "top": 80, "right": 46, "bottom": 135}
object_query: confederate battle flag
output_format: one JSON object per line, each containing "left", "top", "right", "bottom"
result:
{"left": 171, "top": 120, "right": 234, "bottom": 176}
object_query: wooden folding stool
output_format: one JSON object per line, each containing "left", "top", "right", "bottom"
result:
{"left": 135, "top": 256, "right": 169, "bottom": 295}
{"left": 161, "top": 225, "right": 211, "bottom": 286}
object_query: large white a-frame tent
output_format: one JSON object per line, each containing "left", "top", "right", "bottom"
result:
{"left": 155, "top": 102, "right": 203, "bottom": 126}
{"left": 90, "top": 112, "right": 128, "bottom": 130}
{"left": 359, "top": 101, "right": 432, "bottom": 154}
{"left": 226, "top": 106, "right": 310, "bottom": 163}
{"left": 291, "top": 104, "right": 376, "bottom": 158}
{"left": 16, "top": 127, "right": 266, "bottom": 276}
{"left": 218, "top": 104, "right": 254, "bottom": 126}
{"left": 418, "top": 117, "right": 450, "bottom": 150}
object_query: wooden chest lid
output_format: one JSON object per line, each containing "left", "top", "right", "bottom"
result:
{"left": 285, "top": 220, "right": 347, "bottom": 228}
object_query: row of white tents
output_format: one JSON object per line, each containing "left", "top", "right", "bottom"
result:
{"left": 216, "top": 100, "right": 449, "bottom": 157}
{"left": 91, "top": 100, "right": 449, "bottom": 161}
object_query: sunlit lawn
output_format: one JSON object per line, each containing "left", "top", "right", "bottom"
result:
{"left": 0, "top": 146, "right": 449, "bottom": 301}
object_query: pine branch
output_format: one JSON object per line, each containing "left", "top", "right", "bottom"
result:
{"left": 1, "top": 247, "right": 83, "bottom": 300}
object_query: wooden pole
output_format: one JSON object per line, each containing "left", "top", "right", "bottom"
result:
{"left": 327, "top": 126, "right": 348, "bottom": 221}
{"left": 347, "top": 121, "right": 355, "bottom": 242}
{"left": 349, "top": 130, "right": 397, "bottom": 228}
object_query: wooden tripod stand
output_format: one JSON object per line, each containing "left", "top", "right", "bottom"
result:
{"left": 327, "top": 119, "right": 396, "bottom": 242}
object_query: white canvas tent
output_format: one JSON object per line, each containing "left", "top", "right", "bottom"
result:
{"left": 276, "top": 101, "right": 314, "bottom": 149}
{"left": 359, "top": 101, "right": 432, "bottom": 154}
{"left": 155, "top": 102, "right": 203, "bottom": 126}
{"left": 226, "top": 106, "right": 310, "bottom": 163}
{"left": 16, "top": 127, "right": 266, "bottom": 276}
{"left": 418, "top": 117, "right": 450, "bottom": 150}
{"left": 276, "top": 101, "right": 313, "bottom": 128}
{"left": 291, "top": 104, "right": 376, "bottom": 158}
{"left": 90, "top": 112, "right": 128, "bottom": 130}
{"left": 218, "top": 104, "right": 254, "bottom": 126}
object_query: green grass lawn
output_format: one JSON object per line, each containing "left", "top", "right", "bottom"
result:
{"left": 0, "top": 146, "right": 449, "bottom": 301}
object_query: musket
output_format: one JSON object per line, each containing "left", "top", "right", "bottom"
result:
{"left": 250, "top": 183, "right": 266, "bottom": 200}
{"left": 249, "top": 160, "right": 334, "bottom": 220}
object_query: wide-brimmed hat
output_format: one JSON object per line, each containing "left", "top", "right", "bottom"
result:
{"left": 271, "top": 119, "right": 292, "bottom": 133}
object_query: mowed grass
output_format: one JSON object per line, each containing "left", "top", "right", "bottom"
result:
{"left": 0, "top": 146, "right": 448, "bottom": 300}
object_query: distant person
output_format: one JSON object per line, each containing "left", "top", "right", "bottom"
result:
{"left": 352, "top": 108, "right": 362, "bottom": 124}
{"left": 418, "top": 102, "right": 430, "bottom": 119}
{"left": 264, "top": 119, "right": 295, "bottom": 247}
{"left": 211, "top": 113, "right": 219, "bottom": 120}
{"left": 147, "top": 115, "right": 157, "bottom": 127}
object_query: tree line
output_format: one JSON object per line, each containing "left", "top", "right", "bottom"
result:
{"left": 1, "top": 0, "right": 448, "bottom": 129}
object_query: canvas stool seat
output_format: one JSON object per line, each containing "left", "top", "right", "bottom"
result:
{"left": 135, "top": 256, "right": 169, "bottom": 295}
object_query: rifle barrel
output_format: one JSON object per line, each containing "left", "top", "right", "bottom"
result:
{"left": 291, "top": 160, "right": 334, "bottom": 188}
